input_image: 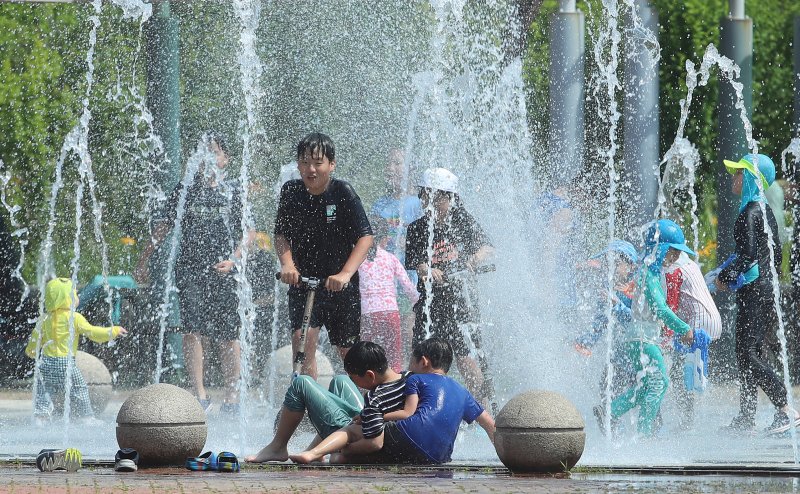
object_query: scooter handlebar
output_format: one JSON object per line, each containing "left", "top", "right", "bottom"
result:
{"left": 274, "top": 272, "right": 327, "bottom": 288}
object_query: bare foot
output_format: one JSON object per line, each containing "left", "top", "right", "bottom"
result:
{"left": 245, "top": 444, "right": 289, "bottom": 463}
{"left": 289, "top": 451, "right": 321, "bottom": 464}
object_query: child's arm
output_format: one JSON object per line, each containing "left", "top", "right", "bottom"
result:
{"left": 475, "top": 410, "right": 496, "bottom": 444}
{"left": 75, "top": 314, "right": 127, "bottom": 343}
{"left": 643, "top": 270, "right": 692, "bottom": 339}
{"left": 383, "top": 393, "right": 419, "bottom": 422}
{"left": 275, "top": 234, "right": 300, "bottom": 285}
{"left": 24, "top": 322, "right": 43, "bottom": 359}
{"left": 392, "top": 254, "right": 419, "bottom": 304}
{"left": 327, "top": 235, "right": 374, "bottom": 291}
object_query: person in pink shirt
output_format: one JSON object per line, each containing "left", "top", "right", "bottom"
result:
{"left": 359, "top": 217, "right": 419, "bottom": 371}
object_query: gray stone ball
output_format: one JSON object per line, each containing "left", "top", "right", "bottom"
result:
{"left": 494, "top": 390, "right": 585, "bottom": 473}
{"left": 116, "top": 383, "right": 207, "bottom": 466}
{"left": 75, "top": 351, "right": 112, "bottom": 415}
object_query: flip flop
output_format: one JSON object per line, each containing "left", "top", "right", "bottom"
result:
{"left": 185, "top": 451, "right": 217, "bottom": 471}
{"left": 36, "top": 448, "right": 82, "bottom": 472}
{"left": 115, "top": 448, "right": 139, "bottom": 472}
{"left": 217, "top": 451, "right": 239, "bottom": 472}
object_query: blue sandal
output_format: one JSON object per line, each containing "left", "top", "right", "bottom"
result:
{"left": 185, "top": 451, "right": 217, "bottom": 471}
{"left": 217, "top": 451, "right": 239, "bottom": 472}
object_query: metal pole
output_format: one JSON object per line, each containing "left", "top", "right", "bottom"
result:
{"left": 789, "top": 15, "right": 800, "bottom": 381}
{"left": 728, "top": 0, "right": 745, "bottom": 20}
{"left": 548, "top": 3, "right": 584, "bottom": 186}
{"left": 558, "top": 0, "right": 576, "bottom": 12}
{"left": 795, "top": 16, "right": 800, "bottom": 139}
{"left": 621, "top": 0, "right": 659, "bottom": 233}
{"left": 716, "top": 1, "right": 752, "bottom": 378}
{"left": 145, "top": 0, "right": 181, "bottom": 189}
{"left": 144, "top": 0, "right": 183, "bottom": 380}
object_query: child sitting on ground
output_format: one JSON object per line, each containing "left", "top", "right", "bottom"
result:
{"left": 336, "top": 337, "right": 495, "bottom": 465}
{"left": 358, "top": 216, "right": 419, "bottom": 372}
{"left": 26, "top": 278, "right": 127, "bottom": 421}
{"left": 289, "top": 340, "right": 412, "bottom": 463}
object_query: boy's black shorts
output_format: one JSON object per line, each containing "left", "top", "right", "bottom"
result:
{"left": 343, "top": 422, "right": 435, "bottom": 465}
{"left": 288, "top": 283, "right": 361, "bottom": 348}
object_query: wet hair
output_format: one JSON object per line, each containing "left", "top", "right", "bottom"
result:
{"left": 344, "top": 341, "right": 388, "bottom": 376}
{"left": 296, "top": 132, "right": 335, "bottom": 162}
{"left": 412, "top": 337, "right": 453, "bottom": 373}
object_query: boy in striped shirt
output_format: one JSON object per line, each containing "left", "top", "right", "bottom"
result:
{"left": 290, "top": 341, "right": 411, "bottom": 463}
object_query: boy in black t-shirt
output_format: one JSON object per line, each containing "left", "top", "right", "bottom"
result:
{"left": 405, "top": 168, "right": 493, "bottom": 403}
{"left": 275, "top": 133, "right": 373, "bottom": 378}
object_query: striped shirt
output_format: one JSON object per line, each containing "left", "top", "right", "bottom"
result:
{"left": 361, "top": 371, "right": 410, "bottom": 439}
{"left": 664, "top": 253, "right": 723, "bottom": 340}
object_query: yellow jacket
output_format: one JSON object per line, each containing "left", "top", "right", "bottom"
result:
{"left": 25, "top": 278, "right": 122, "bottom": 359}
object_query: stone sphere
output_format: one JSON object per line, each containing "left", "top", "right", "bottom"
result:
{"left": 494, "top": 390, "right": 585, "bottom": 473}
{"left": 267, "top": 345, "right": 335, "bottom": 389}
{"left": 116, "top": 383, "right": 207, "bottom": 466}
{"left": 75, "top": 351, "right": 112, "bottom": 415}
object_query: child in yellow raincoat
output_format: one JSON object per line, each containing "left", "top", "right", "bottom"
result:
{"left": 26, "top": 278, "right": 127, "bottom": 420}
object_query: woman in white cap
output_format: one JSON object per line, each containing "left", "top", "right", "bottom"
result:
{"left": 404, "top": 168, "right": 493, "bottom": 404}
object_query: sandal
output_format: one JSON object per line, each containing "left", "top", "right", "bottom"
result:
{"left": 217, "top": 451, "right": 239, "bottom": 472}
{"left": 185, "top": 451, "right": 217, "bottom": 471}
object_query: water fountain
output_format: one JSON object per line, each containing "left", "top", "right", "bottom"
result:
{"left": 0, "top": 0, "right": 799, "bottom": 472}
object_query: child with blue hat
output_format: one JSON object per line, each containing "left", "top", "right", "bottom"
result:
{"left": 572, "top": 239, "right": 638, "bottom": 432}
{"left": 717, "top": 153, "right": 798, "bottom": 435}
{"left": 595, "top": 220, "right": 695, "bottom": 437}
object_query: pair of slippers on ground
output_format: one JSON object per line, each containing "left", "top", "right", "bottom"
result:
{"left": 35, "top": 448, "right": 139, "bottom": 473}
{"left": 186, "top": 451, "right": 240, "bottom": 472}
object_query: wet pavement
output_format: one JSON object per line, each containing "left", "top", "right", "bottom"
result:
{"left": 5, "top": 384, "right": 800, "bottom": 492}
{"left": 3, "top": 463, "right": 800, "bottom": 493}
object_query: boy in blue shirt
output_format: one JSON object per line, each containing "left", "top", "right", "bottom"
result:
{"left": 336, "top": 337, "right": 495, "bottom": 464}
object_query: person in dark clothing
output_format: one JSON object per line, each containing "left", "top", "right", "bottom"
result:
{"left": 405, "top": 168, "right": 493, "bottom": 402}
{"left": 135, "top": 134, "right": 252, "bottom": 413}
{"left": 275, "top": 132, "right": 374, "bottom": 379}
{"left": 717, "top": 153, "right": 799, "bottom": 435}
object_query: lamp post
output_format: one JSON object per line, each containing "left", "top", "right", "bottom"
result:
{"left": 715, "top": 0, "right": 752, "bottom": 378}
{"left": 621, "top": 0, "right": 659, "bottom": 233}
{"left": 548, "top": 0, "right": 585, "bottom": 186}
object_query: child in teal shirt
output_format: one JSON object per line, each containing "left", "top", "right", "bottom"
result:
{"left": 603, "top": 220, "right": 694, "bottom": 436}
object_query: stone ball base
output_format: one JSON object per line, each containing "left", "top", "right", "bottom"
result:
{"left": 116, "top": 383, "right": 207, "bottom": 466}
{"left": 494, "top": 390, "right": 585, "bottom": 473}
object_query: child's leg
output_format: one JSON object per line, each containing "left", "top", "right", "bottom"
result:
{"left": 68, "top": 366, "right": 94, "bottom": 418}
{"left": 290, "top": 423, "right": 365, "bottom": 463}
{"left": 33, "top": 375, "right": 53, "bottom": 417}
{"left": 361, "top": 312, "right": 403, "bottom": 372}
{"left": 291, "top": 326, "right": 321, "bottom": 380}
{"left": 635, "top": 344, "right": 669, "bottom": 436}
{"left": 183, "top": 333, "right": 206, "bottom": 400}
{"left": 291, "top": 376, "right": 361, "bottom": 439}
{"left": 247, "top": 375, "right": 356, "bottom": 463}
{"left": 40, "top": 357, "right": 67, "bottom": 416}
{"left": 218, "top": 338, "right": 241, "bottom": 404}
{"left": 245, "top": 405, "right": 303, "bottom": 463}
{"left": 384, "top": 311, "right": 403, "bottom": 372}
